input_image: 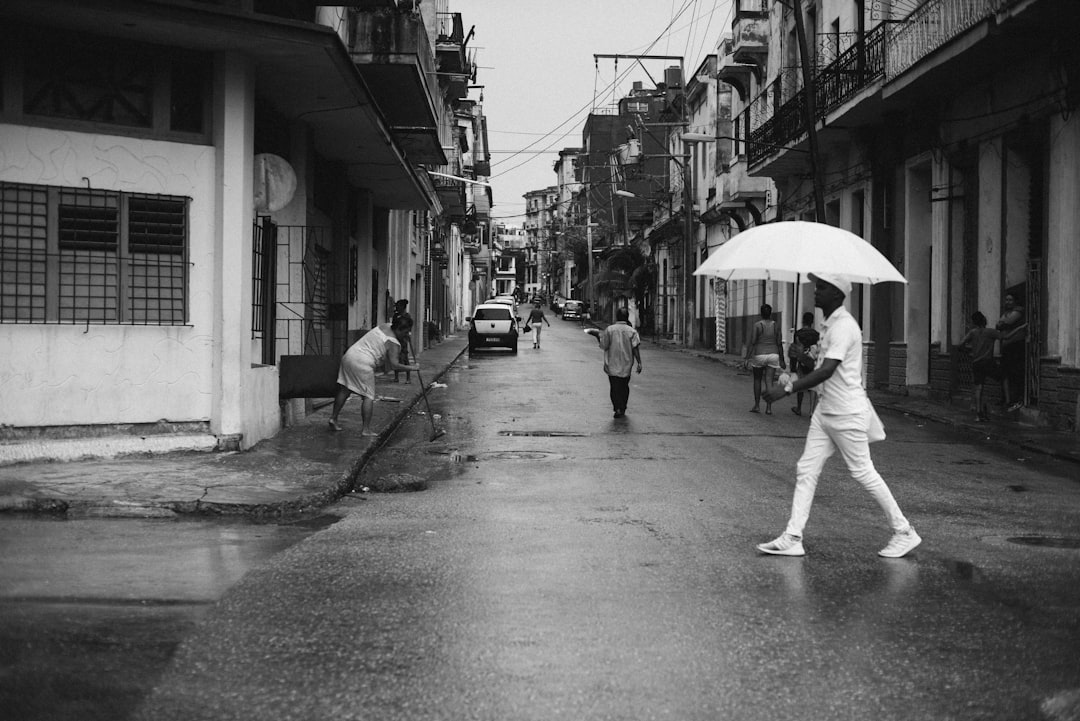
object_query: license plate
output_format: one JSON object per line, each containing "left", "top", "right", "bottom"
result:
{"left": 484, "top": 337, "right": 501, "bottom": 343}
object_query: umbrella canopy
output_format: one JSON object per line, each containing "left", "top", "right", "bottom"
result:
{"left": 693, "top": 221, "right": 907, "bottom": 285}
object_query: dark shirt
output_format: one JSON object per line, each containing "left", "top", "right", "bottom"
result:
{"left": 962, "top": 326, "right": 1000, "bottom": 363}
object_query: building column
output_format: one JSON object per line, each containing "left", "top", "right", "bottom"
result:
{"left": 904, "top": 157, "right": 933, "bottom": 387}
{"left": 976, "top": 138, "right": 1004, "bottom": 324}
{"left": 1047, "top": 112, "right": 1080, "bottom": 366}
{"left": 212, "top": 51, "right": 255, "bottom": 438}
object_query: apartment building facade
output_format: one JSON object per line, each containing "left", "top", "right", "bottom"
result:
{"left": 725, "top": 0, "right": 1080, "bottom": 429}
{"left": 0, "top": 0, "right": 489, "bottom": 460}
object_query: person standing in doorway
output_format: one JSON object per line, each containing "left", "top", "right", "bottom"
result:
{"left": 744, "top": 304, "right": 786, "bottom": 414}
{"left": 789, "top": 311, "right": 820, "bottom": 417}
{"left": 757, "top": 273, "right": 921, "bottom": 558}
{"left": 996, "top": 292, "right": 1027, "bottom": 412}
{"left": 961, "top": 311, "right": 1002, "bottom": 422}
{"left": 586, "top": 308, "right": 642, "bottom": 418}
{"left": 329, "top": 315, "right": 419, "bottom": 436}
{"left": 526, "top": 301, "right": 550, "bottom": 349}
{"left": 391, "top": 299, "right": 412, "bottom": 384}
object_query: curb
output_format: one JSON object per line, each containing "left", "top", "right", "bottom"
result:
{"left": 649, "top": 340, "right": 1080, "bottom": 468}
{"left": 0, "top": 344, "right": 469, "bottom": 519}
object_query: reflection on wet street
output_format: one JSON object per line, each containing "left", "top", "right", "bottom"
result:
{"left": 0, "top": 514, "right": 338, "bottom": 721}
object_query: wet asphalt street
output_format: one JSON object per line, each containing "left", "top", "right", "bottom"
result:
{"left": 4, "top": 315, "right": 1080, "bottom": 720}
{"left": 0, "top": 514, "right": 338, "bottom": 720}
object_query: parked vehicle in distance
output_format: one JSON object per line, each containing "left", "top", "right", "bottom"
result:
{"left": 551, "top": 296, "right": 563, "bottom": 314}
{"left": 561, "top": 299, "right": 584, "bottom": 321}
{"left": 467, "top": 303, "right": 519, "bottom": 353}
{"left": 487, "top": 295, "right": 520, "bottom": 324}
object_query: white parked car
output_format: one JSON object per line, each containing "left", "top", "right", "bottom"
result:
{"left": 467, "top": 303, "right": 519, "bottom": 353}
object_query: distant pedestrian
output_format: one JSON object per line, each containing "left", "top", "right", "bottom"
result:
{"left": 391, "top": 299, "right": 413, "bottom": 384}
{"left": 961, "top": 311, "right": 1002, "bottom": 422}
{"left": 586, "top": 308, "right": 642, "bottom": 418}
{"left": 757, "top": 273, "right": 921, "bottom": 558}
{"left": 744, "top": 304, "right": 786, "bottom": 414}
{"left": 996, "top": 292, "right": 1027, "bottom": 412}
{"left": 525, "top": 301, "right": 550, "bottom": 349}
{"left": 788, "top": 311, "right": 820, "bottom": 417}
{"left": 329, "top": 315, "right": 419, "bottom": 436}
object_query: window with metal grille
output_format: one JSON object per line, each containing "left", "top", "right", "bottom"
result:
{"left": 0, "top": 181, "right": 189, "bottom": 325}
{"left": 8, "top": 26, "right": 210, "bottom": 139}
{"left": 308, "top": 242, "right": 330, "bottom": 330}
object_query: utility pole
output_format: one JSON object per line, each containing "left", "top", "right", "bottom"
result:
{"left": 792, "top": 0, "right": 827, "bottom": 222}
{"left": 585, "top": 175, "right": 594, "bottom": 318}
{"left": 682, "top": 144, "right": 695, "bottom": 347}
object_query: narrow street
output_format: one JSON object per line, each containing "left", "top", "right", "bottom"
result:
{"left": 3, "top": 2, "right": 1080, "bottom": 719}
{"left": 113, "top": 317, "right": 1080, "bottom": 721}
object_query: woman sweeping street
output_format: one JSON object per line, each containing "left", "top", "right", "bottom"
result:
{"left": 329, "top": 315, "right": 419, "bottom": 436}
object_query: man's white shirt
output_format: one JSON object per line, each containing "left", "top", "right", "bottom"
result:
{"left": 815, "top": 305, "right": 868, "bottom": 415}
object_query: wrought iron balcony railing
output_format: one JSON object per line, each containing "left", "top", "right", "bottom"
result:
{"left": 744, "top": 0, "right": 1012, "bottom": 168}
{"left": 746, "top": 23, "right": 886, "bottom": 167}
{"left": 887, "top": 0, "right": 1000, "bottom": 78}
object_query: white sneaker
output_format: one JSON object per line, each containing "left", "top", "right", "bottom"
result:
{"left": 756, "top": 533, "right": 805, "bottom": 556}
{"left": 878, "top": 528, "right": 922, "bottom": 558}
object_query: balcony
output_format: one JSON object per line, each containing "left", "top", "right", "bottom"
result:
{"left": 731, "top": 0, "right": 769, "bottom": 69}
{"left": 436, "top": 11, "right": 473, "bottom": 99}
{"left": 718, "top": 50, "right": 760, "bottom": 102}
{"left": 432, "top": 159, "right": 467, "bottom": 219}
{"left": 887, "top": 0, "right": 999, "bottom": 80}
{"left": 348, "top": 8, "right": 445, "bottom": 165}
{"left": 431, "top": 235, "right": 447, "bottom": 260}
{"left": 747, "top": 24, "right": 886, "bottom": 174}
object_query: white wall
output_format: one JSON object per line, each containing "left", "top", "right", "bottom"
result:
{"left": 0, "top": 124, "right": 218, "bottom": 427}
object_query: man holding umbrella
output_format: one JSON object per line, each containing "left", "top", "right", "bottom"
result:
{"left": 756, "top": 273, "right": 921, "bottom": 558}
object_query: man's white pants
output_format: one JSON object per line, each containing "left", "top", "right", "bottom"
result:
{"left": 785, "top": 407, "right": 910, "bottom": 538}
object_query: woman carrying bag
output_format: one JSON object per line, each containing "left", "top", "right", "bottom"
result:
{"left": 744, "top": 303, "right": 786, "bottom": 415}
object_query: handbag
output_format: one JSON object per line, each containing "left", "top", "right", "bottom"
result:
{"left": 522, "top": 322, "right": 531, "bottom": 333}
{"left": 867, "top": 400, "right": 886, "bottom": 443}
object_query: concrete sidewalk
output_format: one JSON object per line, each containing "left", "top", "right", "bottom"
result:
{"left": 647, "top": 339, "right": 1080, "bottom": 468}
{"left": 0, "top": 335, "right": 469, "bottom": 518}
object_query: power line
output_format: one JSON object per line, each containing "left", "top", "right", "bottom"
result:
{"left": 490, "top": 0, "right": 698, "bottom": 180}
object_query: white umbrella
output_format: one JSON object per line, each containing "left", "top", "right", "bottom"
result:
{"left": 693, "top": 221, "right": 906, "bottom": 285}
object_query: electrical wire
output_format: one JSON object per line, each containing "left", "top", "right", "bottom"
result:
{"left": 489, "top": 0, "right": 699, "bottom": 179}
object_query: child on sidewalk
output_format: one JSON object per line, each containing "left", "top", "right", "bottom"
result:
{"left": 961, "top": 311, "right": 1002, "bottom": 422}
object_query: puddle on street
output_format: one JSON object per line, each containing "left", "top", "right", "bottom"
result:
{"left": 0, "top": 514, "right": 342, "bottom": 604}
{"left": 0, "top": 513, "right": 341, "bottom": 721}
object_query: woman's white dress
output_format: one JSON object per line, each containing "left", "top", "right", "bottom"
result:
{"left": 337, "top": 325, "right": 399, "bottom": 399}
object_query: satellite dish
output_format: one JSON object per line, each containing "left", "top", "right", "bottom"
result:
{"left": 253, "top": 153, "right": 297, "bottom": 212}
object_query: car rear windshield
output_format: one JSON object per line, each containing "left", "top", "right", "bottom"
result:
{"left": 473, "top": 307, "right": 511, "bottom": 320}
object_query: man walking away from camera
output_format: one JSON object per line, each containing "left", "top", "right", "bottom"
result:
{"left": 586, "top": 308, "right": 642, "bottom": 418}
{"left": 757, "top": 273, "right": 921, "bottom": 559}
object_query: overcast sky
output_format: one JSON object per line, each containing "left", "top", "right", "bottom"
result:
{"left": 453, "top": 1, "right": 735, "bottom": 224}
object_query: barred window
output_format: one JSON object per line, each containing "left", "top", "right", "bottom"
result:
{"left": 8, "top": 25, "right": 210, "bottom": 139}
{"left": 0, "top": 182, "right": 189, "bottom": 325}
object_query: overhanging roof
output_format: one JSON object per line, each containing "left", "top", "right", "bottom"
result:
{"left": 0, "top": 0, "right": 438, "bottom": 211}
